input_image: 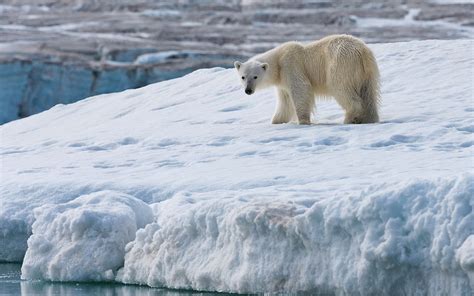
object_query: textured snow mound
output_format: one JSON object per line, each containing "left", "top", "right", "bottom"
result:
{"left": 457, "top": 235, "right": 474, "bottom": 285}
{"left": 21, "top": 191, "right": 153, "bottom": 282}
{"left": 117, "top": 176, "right": 473, "bottom": 294}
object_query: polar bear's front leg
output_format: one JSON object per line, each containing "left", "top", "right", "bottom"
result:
{"left": 272, "top": 89, "right": 296, "bottom": 124}
{"left": 288, "top": 82, "right": 314, "bottom": 125}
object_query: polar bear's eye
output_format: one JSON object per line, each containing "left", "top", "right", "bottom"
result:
{"left": 254, "top": 76, "right": 258, "bottom": 79}
{"left": 241, "top": 76, "right": 245, "bottom": 80}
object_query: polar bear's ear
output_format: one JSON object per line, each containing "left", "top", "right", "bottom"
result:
{"left": 261, "top": 63, "right": 269, "bottom": 71}
{"left": 234, "top": 61, "right": 242, "bottom": 70}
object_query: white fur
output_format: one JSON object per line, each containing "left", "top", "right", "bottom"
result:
{"left": 235, "top": 34, "right": 381, "bottom": 124}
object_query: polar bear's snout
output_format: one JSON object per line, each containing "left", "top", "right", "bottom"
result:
{"left": 243, "top": 77, "right": 256, "bottom": 95}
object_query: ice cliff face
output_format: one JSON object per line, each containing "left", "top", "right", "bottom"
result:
{"left": 0, "top": 54, "right": 235, "bottom": 124}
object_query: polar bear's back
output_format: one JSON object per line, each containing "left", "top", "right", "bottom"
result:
{"left": 302, "top": 35, "right": 379, "bottom": 96}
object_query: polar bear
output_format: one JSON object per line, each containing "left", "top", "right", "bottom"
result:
{"left": 234, "top": 34, "right": 380, "bottom": 124}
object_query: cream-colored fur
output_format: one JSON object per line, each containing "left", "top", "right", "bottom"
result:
{"left": 234, "top": 34, "right": 381, "bottom": 124}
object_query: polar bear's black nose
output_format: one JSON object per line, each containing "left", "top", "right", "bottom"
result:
{"left": 245, "top": 89, "right": 253, "bottom": 95}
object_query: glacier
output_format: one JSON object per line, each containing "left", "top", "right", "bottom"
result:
{"left": 1, "top": 39, "right": 473, "bottom": 295}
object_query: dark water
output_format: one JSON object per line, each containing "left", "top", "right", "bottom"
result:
{"left": 0, "top": 264, "right": 241, "bottom": 296}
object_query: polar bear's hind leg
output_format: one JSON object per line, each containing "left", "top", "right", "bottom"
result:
{"left": 358, "top": 79, "right": 380, "bottom": 123}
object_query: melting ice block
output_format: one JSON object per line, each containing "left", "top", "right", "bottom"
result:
{"left": 21, "top": 190, "right": 153, "bottom": 282}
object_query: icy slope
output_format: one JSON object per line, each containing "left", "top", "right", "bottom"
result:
{"left": 1, "top": 39, "right": 473, "bottom": 294}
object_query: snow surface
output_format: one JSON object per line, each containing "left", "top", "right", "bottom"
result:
{"left": 1, "top": 39, "right": 473, "bottom": 294}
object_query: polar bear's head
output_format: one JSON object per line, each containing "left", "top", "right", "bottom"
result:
{"left": 234, "top": 60, "right": 269, "bottom": 95}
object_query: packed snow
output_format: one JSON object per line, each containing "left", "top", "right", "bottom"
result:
{"left": 1, "top": 39, "right": 473, "bottom": 294}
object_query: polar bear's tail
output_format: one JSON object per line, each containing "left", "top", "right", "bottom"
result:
{"left": 359, "top": 51, "right": 381, "bottom": 123}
